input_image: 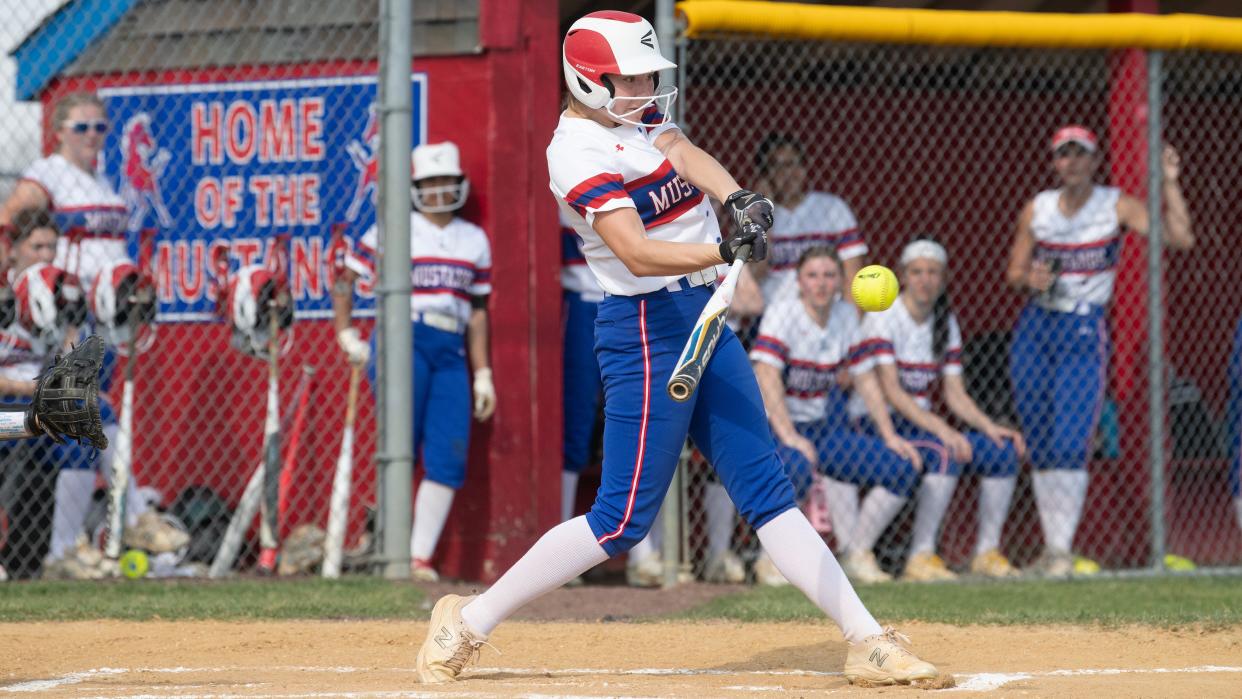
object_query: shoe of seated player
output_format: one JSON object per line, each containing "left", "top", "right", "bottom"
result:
{"left": 416, "top": 594, "right": 491, "bottom": 683}
{"left": 411, "top": 558, "right": 440, "bottom": 582}
{"left": 969, "top": 549, "right": 1019, "bottom": 578}
{"left": 844, "top": 627, "right": 939, "bottom": 686}
{"left": 625, "top": 551, "right": 662, "bottom": 588}
{"left": 753, "top": 552, "right": 789, "bottom": 587}
{"left": 702, "top": 550, "right": 746, "bottom": 584}
{"left": 1032, "top": 549, "right": 1074, "bottom": 578}
{"left": 123, "top": 512, "right": 191, "bottom": 554}
{"left": 842, "top": 550, "right": 892, "bottom": 584}
{"left": 902, "top": 552, "right": 957, "bottom": 582}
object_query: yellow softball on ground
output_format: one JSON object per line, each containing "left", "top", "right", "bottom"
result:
{"left": 120, "top": 549, "right": 149, "bottom": 579}
{"left": 851, "top": 264, "right": 899, "bottom": 312}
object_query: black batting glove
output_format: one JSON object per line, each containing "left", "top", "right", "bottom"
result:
{"left": 719, "top": 222, "right": 768, "bottom": 264}
{"left": 725, "top": 189, "right": 774, "bottom": 232}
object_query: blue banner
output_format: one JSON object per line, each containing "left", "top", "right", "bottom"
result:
{"left": 99, "top": 75, "right": 427, "bottom": 321}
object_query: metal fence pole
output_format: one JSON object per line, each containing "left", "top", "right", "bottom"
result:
{"left": 1146, "top": 49, "right": 1167, "bottom": 572}
{"left": 377, "top": 0, "right": 414, "bottom": 579}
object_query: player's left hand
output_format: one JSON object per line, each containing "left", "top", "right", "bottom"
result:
{"left": 984, "top": 423, "right": 1026, "bottom": 459}
{"left": 883, "top": 434, "right": 924, "bottom": 471}
{"left": 473, "top": 367, "right": 496, "bottom": 421}
{"left": 725, "top": 189, "right": 774, "bottom": 232}
{"left": 1161, "top": 144, "right": 1181, "bottom": 183}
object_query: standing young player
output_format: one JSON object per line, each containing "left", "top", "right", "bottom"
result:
{"left": 751, "top": 246, "right": 923, "bottom": 584}
{"left": 1006, "top": 126, "right": 1193, "bottom": 576}
{"left": 335, "top": 141, "right": 495, "bottom": 583}
{"left": 851, "top": 238, "right": 1025, "bottom": 581}
{"left": 415, "top": 12, "right": 937, "bottom": 687}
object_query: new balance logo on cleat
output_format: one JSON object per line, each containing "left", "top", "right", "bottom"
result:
{"left": 869, "top": 648, "right": 889, "bottom": 667}
{"left": 434, "top": 626, "right": 452, "bottom": 650}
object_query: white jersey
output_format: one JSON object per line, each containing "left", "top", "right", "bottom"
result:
{"left": 0, "top": 327, "right": 43, "bottom": 382}
{"left": 1029, "top": 185, "right": 1122, "bottom": 312}
{"left": 548, "top": 111, "right": 724, "bottom": 296}
{"left": 560, "top": 210, "right": 604, "bottom": 302}
{"left": 21, "top": 154, "right": 128, "bottom": 291}
{"left": 750, "top": 297, "right": 857, "bottom": 424}
{"left": 762, "top": 192, "right": 865, "bottom": 303}
{"left": 848, "top": 296, "right": 962, "bottom": 418}
{"left": 346, "top": 212, "right": 492, "bottom": 327}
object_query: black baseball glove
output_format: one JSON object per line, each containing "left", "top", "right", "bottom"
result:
{"left": 28, "top": 335, "right": 108, "bottom": 450}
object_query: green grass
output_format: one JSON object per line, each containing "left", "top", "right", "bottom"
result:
{"left": 0, "top": 578, "right": 427, "bottom": 622}
{"left": 675, "top": 576, "right": 1242, "bottom": 629}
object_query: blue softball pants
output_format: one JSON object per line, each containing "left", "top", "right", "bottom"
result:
{"left": 775, "top": 414, "right": 920, "bottom": 501}
{"left": 1229, "top": 315, "right": 1242, "bottom": 499}
{"left": 856, "top": 414, "right": 1019, "bottom": 478}
{"left": 587, "top": 283, "right": 798, "bottom": 557}
{"left": 563, "top": 291, "right": 603, "bottom": 474}
{"left": 1009, "top": 303, "right": 1108, "bottom": 473}
{"left": 368, "top": 321, "right": 470, "bottom": 489}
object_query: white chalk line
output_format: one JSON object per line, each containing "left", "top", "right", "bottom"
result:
{"left": 5, "top": 663, "right": 1241, "bottom": 697}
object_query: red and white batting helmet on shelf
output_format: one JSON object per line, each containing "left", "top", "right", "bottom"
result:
{"left": 92, "top": 259, "right": 157, "bottom": 354}
{"left": 411, "top": 142, "right": 469, "bottom": 213}
{"left": 12, "top": 262, "right": 87, "bottom": 354}
{"left": 563, "top": 11, "right": 677, "bottom": 126}
{"left": 227, "top": 264, "right": 293, "bottom": 359}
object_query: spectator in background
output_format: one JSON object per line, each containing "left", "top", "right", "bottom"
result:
{"left": 852, "top": 237, "right": 1024, "bottom": 581}
{"left": 751, "top": 133, "right": 867, "bottom": 308}
{"left": 1006, "top": 126, "right": 1193, "bottom": 577}
{"left": 335, "top": 141, "right": 494, "bottom": 583}
{"left": 751, "top": 246, "right": 923, "bottom": 585}
{"left": 0, "top": 92, "right": 127, "bottom": 293}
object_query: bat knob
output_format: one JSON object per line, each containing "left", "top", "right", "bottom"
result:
{"left": 668, "top": 377, "right": 695, "bottom": 402}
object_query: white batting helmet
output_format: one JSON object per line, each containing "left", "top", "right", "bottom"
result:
{"left": 12, "top": 262, "right": 86, "bottom": 354}
{"left": 92, "top": 259, "right": 157, "bottom": 354}
{"left": 411, "top": 142, "right": 469, "bottom": 213}
{"left": 227, "top": 264, "right": 293, "bottom": 359}
{"left": 562, "top": 11, "right": 677, "bottom": 126}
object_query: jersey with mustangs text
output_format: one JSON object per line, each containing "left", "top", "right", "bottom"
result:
{"left": 848, "top": 296, "right": 962, "bottom": 418}
{"left": 1029, "top": 185, "right": 1121, "bottom": 313}
{"left": 750, "top": 297, "right": 857, "bottom": 424}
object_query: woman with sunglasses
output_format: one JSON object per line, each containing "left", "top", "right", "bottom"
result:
{"left": 1006, "top": 126, "right": 1193, "bottom": 577}
{"left": 0, "top": 92, "right": 127, "bottom": 293}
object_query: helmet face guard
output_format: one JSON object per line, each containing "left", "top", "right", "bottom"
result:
{"left": 411, "top": 177, "right": 470, "bottom": 213}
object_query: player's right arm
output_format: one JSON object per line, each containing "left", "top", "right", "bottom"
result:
{"left": 591, "top": 207, "right": 725, "bottom": 276}
{"left": 1005, "top": 200, "right": 1054, "bottom": 294}
{"left": 0, "top": 180, "right": 51, "bottom": 227}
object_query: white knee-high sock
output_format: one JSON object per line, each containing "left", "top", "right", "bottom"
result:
{"left": 850, "top": 488, "right": 906, "bottom": 554}
{"left": 1033, "top": 470, "right": 1087, "bottom": 554}
{"left": 975, "top": 476, "right": 1016, "bottom": 556}
{"left": 561, "top": 471, "right": 580, "bottom": 522}
{"left": 410, "top": 480, "right": 455, "bottom": 562}
{"left": 99, "top": 424, "right": 148, "bottom": 527}
{"left": 823, "top": 478, "right": 859, "bottom": 550}
{"left": 49, "top": 470, "right": 96, "bottom": 560}
{"left": 461, "top": 516, "right": 608, "bottom": 637}
{"left": 704, "top": 482, "right": 734, "bottom": 556}
{"left": 910, "top": 474, "right": 958, "bottom": 555}
{"left": 756, "top": 509, "right": 883, "bottom": 643}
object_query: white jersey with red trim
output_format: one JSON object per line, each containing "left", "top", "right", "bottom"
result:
{"left": 761, "top": 192, "right": 865, "bottom": 303}
{"left": 0, "top": 269, "right": 45, "bottom": 382}
{"left": 749, "top": 297, "right": 856, "bottom": 424}
{"left": 345, "top": 212, "right": 492, "bottom": 326}
{"left": 21, "top": 154, "right": 128, "bottom": 290}
{"left": 1030, "top": 185, "right": 1121, "bottom": 312}
{"left": 847, "top": 296, "right": 962, "bottom": 418}
{"left": 560, "top": 210, "right": 604, "bottom": 302}
{"left": 547, "top": 112, "right": 724, "bottom": 297}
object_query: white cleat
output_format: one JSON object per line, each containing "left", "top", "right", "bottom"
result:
{"left": 415, "top": 594, "right": 491, "bottom": 683}
{"left": 844, "top": 627, "right": 939, "bottom": 686}
{"left": 842, "top": 550, "right": 892, "bottom": 584}
{"left": 626, "top": 552, "right": 662, "bottom": 588}
{"left": 702, "top": 550, "right": 746, "bottom": 584}
{"left": 753, "top": 552, "right": 789, "bottom": 587}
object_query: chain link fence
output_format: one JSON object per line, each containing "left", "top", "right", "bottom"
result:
{"left": 654, "top": 34, "right": 1242, "bottom": 585}
{"left": 0, "top": 1, "right": 391, "bottom": 580}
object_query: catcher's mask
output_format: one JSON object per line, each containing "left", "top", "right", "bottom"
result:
{"left": 411, "top": 142, "right": 469, "bottom": 213}
{"left": 92, "top": 259, "right": 157, "bottom": 354}
{"left": 13, "top": 262, "right": 87, "bottom": 354}
{"left": 228, "top": 264, "right": 294, "bottom": 359}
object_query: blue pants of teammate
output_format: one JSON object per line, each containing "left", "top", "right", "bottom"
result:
{"left": 775, "top": 417, "right": 920, "bottom": 501}
{"left": 857, "top": 414, "right": 1019, "bottom": 478}
{"left": 1009, "top": 303, "right": 1108, "bottom": 473}
{"left": 368, "top": 321, "right": 470, "bottom": 489}
{"left": 1230, "top": 315, "right": 1242, "bottom": 500}
{"left": 563, "top": 291, "right": 603, "bottom": 474}
{"left": 587, "top": 283, "right": 798, "bottom": 557}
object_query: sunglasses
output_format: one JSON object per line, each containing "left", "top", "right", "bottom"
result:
{"left": 67, "top": 120, "right": 109, "bottom": 134}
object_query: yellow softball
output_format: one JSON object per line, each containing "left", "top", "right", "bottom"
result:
{"left": 120, "top": 549, "right": 150, "bottom": 579}
{"left": 851, "top": 264, "right": 899, "bottom": 312}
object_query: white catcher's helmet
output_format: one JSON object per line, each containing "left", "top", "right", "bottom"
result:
{"left": 227, "top": 264, "right": 293, "bottom": 359}
{"left": 411, "top": 142, "right": 469, "bottom": 213}
{"left": 92, "top": 259, "right": 157, "bottom": 354}
{"left": 562, "top": 11, "right": 677, "bottom": 126}
{"left": 12, "top": 262, "right": 86, "bottom": 355}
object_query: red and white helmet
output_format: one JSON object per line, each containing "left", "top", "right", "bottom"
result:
{"left": 226, "top": 264, "right": 293, "bottom": 359}
{"left": 92, "top": 259, "right": 157, "bottom": 354}
{"left": 563, "top": 11, "right": 677, "bottom": 126}
{"left": 411, "top": 142, "right": 469, "bottom": 213}
{"left": 12, "top": 262, "right": 86, "bottom": 354}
